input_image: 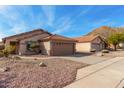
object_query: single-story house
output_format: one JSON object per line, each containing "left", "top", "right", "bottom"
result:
{"left": 0, "top": 42, "right": 4, "bottom": 50}
{"left": 2, "top": 29, "right": 77, "bottom": 56}
{"left": 73, "top": 35, "right": 106, "bottom": 52}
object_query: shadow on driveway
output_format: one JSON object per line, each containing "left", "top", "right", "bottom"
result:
{"left": 59, "top": 52, "right": 95, "bottom": 58}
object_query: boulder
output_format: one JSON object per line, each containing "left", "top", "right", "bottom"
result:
{"left": 96, "top": 52, "right": 104, "bottom": 56}
{"left": 39, "top": 62, "right": 47, "bottom": 67}
{"left": 0, "top": 67, "right": 10, "bottom": 72}
{"left": 102, "top": 49, "right": 109, "bottom": 53}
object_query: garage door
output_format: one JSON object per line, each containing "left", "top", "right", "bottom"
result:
{"left": 52, "top": 42, "right": 74, "bottom": 56}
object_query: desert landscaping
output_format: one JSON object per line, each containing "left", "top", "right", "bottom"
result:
{"left": 1, "top": 26, "right": 124, "bottom": 88}
{"left": 0, "top": 57, "right": 88, "bottom": 88}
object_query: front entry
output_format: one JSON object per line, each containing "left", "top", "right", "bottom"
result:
{"left": 91, "top": 43, "right": 102, "bottom": 51}
{"left": 10, "top": 41, "right": 19, "bottom": 54}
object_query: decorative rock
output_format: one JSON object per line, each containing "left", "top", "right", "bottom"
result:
{"left": 96, "top": 52, "right": 104, "bottom": 56}
{"left": 39, "top": 62, "right": 47, "bottom": 67}
{"left": 34, "top": 58, "right": 37, "bottom": 60}
{"left": 90, "top": 49, "right": 96, "bottom": 52}
{"left": 102, "top": 49, "right": 109, "bottom": 53}
{"left": 0, "top": 67, "right": 10, "bottom": 72}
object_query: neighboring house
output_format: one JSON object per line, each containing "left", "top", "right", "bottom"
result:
{"left": 73, "top": 35, "right": 106, "bottom": 52}
{"left": 2, "top": 29, "right": 77, "bottom": 56}
{"left": 0, "top": 42, "right": 4, "bottom": 50}
{"left": 119, "top": 42, "right": 124, "bottom": 48}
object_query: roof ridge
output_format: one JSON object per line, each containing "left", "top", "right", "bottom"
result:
{"left": 2, "top": 29, "right": 52, "bottom": 40}
{"left": 73, "top": 35, "right": 102, "bottom": 43}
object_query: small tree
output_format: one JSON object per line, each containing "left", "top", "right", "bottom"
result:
{"left": 107, "top": 33, "right": 124, "bottom": 51}
{"left": 119, "top": 33, "right": 124, "bottom": 42}
{"left": 107, "top": 34, "right": 119, "bottom": 51}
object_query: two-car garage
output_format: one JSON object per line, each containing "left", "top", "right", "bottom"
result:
{"left": 42, "top": 34, "right": 77, "bottom": 56}
{"left": 51, "top": 42, "right": 75, "bottom": 56}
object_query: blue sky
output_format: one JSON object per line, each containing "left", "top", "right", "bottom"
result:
{"left": 0, "top": 5, "right": 124, "bottom": 40}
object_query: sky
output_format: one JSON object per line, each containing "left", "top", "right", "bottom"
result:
{"left": 0, "top": 5, "right": 124, "bottom": 40}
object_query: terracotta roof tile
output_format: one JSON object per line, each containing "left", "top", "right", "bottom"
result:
{"left": 42, "top": 34, "right": 77, "bottom": 42}
{"left": 73, "top": 35, "right": 100, "bottom": 43}
{"left": 2, "top": 29, "right": 52, "bottom": 41}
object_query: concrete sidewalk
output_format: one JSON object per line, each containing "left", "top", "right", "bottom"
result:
{"left": 65, "top": 57, "right": 124, "bottom": 88}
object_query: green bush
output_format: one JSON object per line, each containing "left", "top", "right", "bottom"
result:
{"left": 0, "top": 50, "right": 4, "bottom": 57}
{"left": 0, "top": 45, "right": 4, "bottom": 50}
{"left": 0, "top": 45, "right": 16, "bottom": 57}
{"left": 2, "top": 49, "right": 9, "bottom": 57}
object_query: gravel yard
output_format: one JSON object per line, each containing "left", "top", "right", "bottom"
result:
{"left": 0, "top": 58, "right": 88, "bottom": 88}
{"left": 103, "top": 50, "right": 124, "bottom": 57}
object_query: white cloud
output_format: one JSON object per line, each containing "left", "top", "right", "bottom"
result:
{"left": 0, "top": 5, "right": 19, "bottom": 21}
{"left": 0, "top": 31, "right": 6, "bottom": 41}
{"left": 90, "top": 19, "right": 110, "bottom": 27}
{"left": 41, "top": 5, "right": 56, "bottom": 26}
{"left": 52, "top": 16, "right": 72, "bottom": 34}
{"left": 0, "top": 6, "right": 34, "bottom": 34}
{"left": 8, "top": 20, "right": 34, "bottom": 35}
{"left": 53, "top": 23, "right": 71, "bottom": 34}
{"left": 77, "top": 6, "right": 93, "bottom": 18}
{"left": 10, "top": 25, "right": 25, "bottom": 34}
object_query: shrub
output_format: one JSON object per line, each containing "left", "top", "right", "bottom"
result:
{"left": 0, "top": 45, "right": 4, "bottom": 50}
{"left": 1, "top": 45, "right": 16, "bottom": 57}
{"left": 2, "top": 49, "right": 9, "bottom": 57}
{"left": 0, "top": 50, "right": 4, "bottom": 57}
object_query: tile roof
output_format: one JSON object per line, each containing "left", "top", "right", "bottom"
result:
{"left": 2, "top": 29, "right": 52, "bottom": 41}
{"left": 42, "top": 34, "right": 77, "bottom": 42}
{"left": 73, "top": 35, "right": 101, "bottom": 43}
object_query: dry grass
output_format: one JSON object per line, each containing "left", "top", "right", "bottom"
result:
{"left": 0, "top": 58, "right": 89, "bottom": 88}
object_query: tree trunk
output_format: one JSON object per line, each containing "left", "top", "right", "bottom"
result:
{"left": 114, "top": 44, "right": 117, "bottom": 51}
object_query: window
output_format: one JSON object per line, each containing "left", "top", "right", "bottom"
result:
{"left": 26, "top": 41, "right": 40, "bottom": 52}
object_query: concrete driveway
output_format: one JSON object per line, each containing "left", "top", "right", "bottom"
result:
{"left": 20, "top": 53, "right": 112, "bottom": 65}
{"left": 56, "top": 54, "right": 112, "bottom": 65}
{"left": 65, "top": 57, "right": 124, "bottom": 88}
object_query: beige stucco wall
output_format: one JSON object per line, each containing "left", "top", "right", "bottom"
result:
{"left": 76, "top": 37, "right": 105, "bottom": 52}
{"left": 19, "top": 33, "right": 50, "bottom": 55}
{"left": 4, "top": 32, "right": 50, "bottom": 55}
{"left": 40, "top": 41, "right": 51, "bottom": 55}
{"left": 76, "top": 42, "right": 91, "bottom": 52}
